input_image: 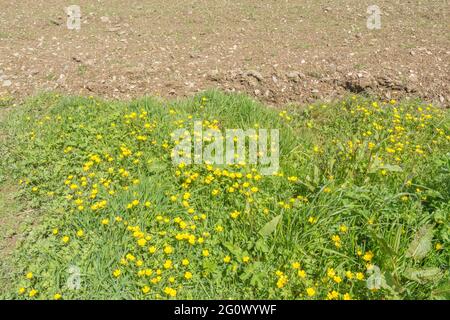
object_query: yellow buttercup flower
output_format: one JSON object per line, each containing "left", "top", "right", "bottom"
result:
{"left": 163, "top": 260, "right": 173, "bottom": 269}
{"left": 113, "top": 269, "right": 121, "bottom": 278}
{"left": 230, "top": 210, "right": 240, "bottom": 219}
{"left": 363, "top": 251, "right": 374, "bottom": 262}
{"left": 164, "top": 245, "right": 173, "bottom": 254}
{"left": 164, "top": 287, "right": 177, "bottom": 297}
{"left": 327, "top": 290, "right": 339, "bottom": 300}
{"left": 29, "top": 289, "right": 38, "bottom": 297}
{"left": 298, "top": 270, "right": 306, "bottom": 278}
{"left": 306, "top": 287, "right": 316, "bottom": 297}
{"left": 142, "top": 286, "right": 150, "bottom": 294}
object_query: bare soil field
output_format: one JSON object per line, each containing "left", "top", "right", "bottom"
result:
{"left": 0, "top": 0, "right": 449, "bottom": 106}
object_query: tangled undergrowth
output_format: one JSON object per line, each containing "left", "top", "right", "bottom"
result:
{"left": 1, "top": 91, "right": 449, "bottom": 300}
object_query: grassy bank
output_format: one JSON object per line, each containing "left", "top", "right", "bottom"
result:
{"left": 1, "top": 91, "right": 449, "bottom": 299}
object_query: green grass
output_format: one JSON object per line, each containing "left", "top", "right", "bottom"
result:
{"left": 0, "top": 91, "right": 449, "bottom": 300}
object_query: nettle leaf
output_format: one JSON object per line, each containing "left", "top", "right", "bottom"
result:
{"left": 404, "top": 267, "right": 442, "bottom": 284}
{"left": 258, "top": 214, "right": 282, "bottom": 237}
{"left": 406, "top": 225, "right": 434, "bottom": 260}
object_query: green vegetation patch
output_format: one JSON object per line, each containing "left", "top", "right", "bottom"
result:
{"left": 1, "top": 91, "right": 449, "bottom": 300}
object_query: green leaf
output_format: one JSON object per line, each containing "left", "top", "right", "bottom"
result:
{"left": 202, "top": 260, "right": 218, "bottom": 275}
{"left": 258, "top": 214, "right": 282, "bottom": 237}
{"left": 404, "top": 267, "right": 442, "bottom": 284}
{"left": 369, "top": 231, "right": 397, "bottom": 257}
{"left": 255, "top": 238, "right": 269, "bottom": 253}
{"left": 368, "top": 156, "right": 403, "bottom": 173}
{"left": 380, "top": 164, "right": 403, "bottom": 172}
{"left": 240, "top": 262, "right": 261, "bottom": 281}
{"left": 146, "top": 159, "right": 167, "bottom": 173}
{"left": 313, "top": 165, "right": 320, "bottom": 185}
{"left": 223, "top": 242, "right": 242, "bottom": 257}
{"left": 406, "top": 224, "right": 434, "bottom": 260}
{"left": 431, "top": 280, "right": 450, "bottom": 300}
{"left": 384, "top": 271, "right": 404, "bottom": 294}
{"left": 250, "top": 272, "right": 264, "bottom": 288}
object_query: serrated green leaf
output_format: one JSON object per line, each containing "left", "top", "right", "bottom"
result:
{"left": 406, "top": 224, "right": 434, "bottom": 260}
{"left": 404, "top": 267, "right": 442, "bottom": 284}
